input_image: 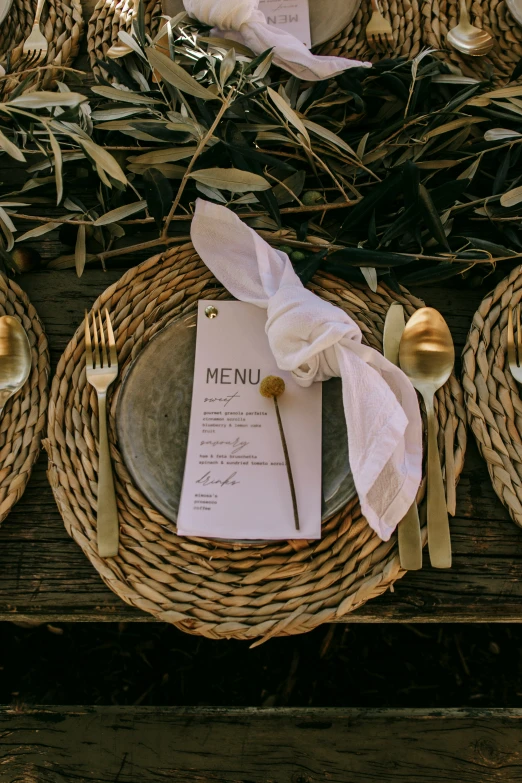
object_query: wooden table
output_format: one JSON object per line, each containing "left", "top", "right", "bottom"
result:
{"left": 3, "top": 3, "right": 522, "bottom": 777}
{"left": 1, "top": 273, "right": 518, "bottom": 625}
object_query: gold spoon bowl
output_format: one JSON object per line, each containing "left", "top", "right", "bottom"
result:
{"left": 399, "top": 307, "right": 455, "bottom": 569}
{"left": 0, "top": 316, "right": 32, "bottom": 415}
{"left": 447, "top": 0, "right": 494, "bottom": 56}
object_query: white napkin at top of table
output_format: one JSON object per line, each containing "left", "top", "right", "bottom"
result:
{"left": 182, "top": 0, "right": 371, "bottom": 81}
{"left": 190, "top": 199, "right": 423, "bottom": 541}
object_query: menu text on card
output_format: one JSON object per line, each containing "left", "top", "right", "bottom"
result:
{"left": 177, "top": 300, "right": 322, "bottom": 540}
{"left": 258, "top": 0, "right": 312, "bottom": 48}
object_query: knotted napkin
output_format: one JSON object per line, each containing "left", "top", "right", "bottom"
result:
{"left": 183, "top": 0, "right": 371, "bottom": 81}
{"left": 190, "top": 199, "right": 423, "bottom": 541}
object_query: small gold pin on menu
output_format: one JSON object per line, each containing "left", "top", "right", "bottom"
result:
{"left": 205, "top": 306, "right": 218, "bottom": 319}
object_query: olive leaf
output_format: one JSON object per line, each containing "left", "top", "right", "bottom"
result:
{"left": 7, "top": 92, "right": 87, "bottom": 109}
{"left": 91, "top": 86, "right": 162, "bottom": 105}
{"left": 302, "top": 119, "right": 358, "bottom": 158}
{"left": 94, "top": 201, "right": 148, "bottom": 226}
{"left": 501, "top": 186, "right": 522, "bottom": 207}
{"left": 16, "top": 222, "right": 62, "bottom": 241}
{"left": 266, "top": 87, "right": 310, "bottom": 144}
{"left": 419, "top": 184, "right": 451, "bottom": 250}
{"left": 189, "top": 168, "right": 271, "bottom": 192}
{"left": 0, "top": 129, "right": 26, "bottom": 162}
{"left": 146, "top": 47, "right": 217, "bottom": 101}
{"left": 75, "top": 223, "right": 86, "bottom": 278}
{"left": 129, "top": 147, "right": 198, "bottom": 164}
{"left": 143, "top": 169, "right": 173, "bottom": 228}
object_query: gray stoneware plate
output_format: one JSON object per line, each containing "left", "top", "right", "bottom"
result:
{"left": 0, "top": 0, "right": 14, "bottom": 26}
{"left": 116, "top": 311, "right": 356, "bottom": 532}
{"left": 161, "top": 0, "right": 362, "bottom": 47}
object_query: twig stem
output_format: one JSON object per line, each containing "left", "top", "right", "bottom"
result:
{"left": 273, "top": 396, "right": 299, "bottom": 531}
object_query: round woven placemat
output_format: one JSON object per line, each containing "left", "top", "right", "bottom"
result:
{"left": 87, "top": 0, "right": 162, "bottom": 79}
{"left": 319, "top": 0, "right": 522, "bottom": 82}
{"left": 0, "top": 274, "right": 49, "bottom": 523}
{"left": 0, "top": 0, "right": 84, "bottom": 99}
{"left": 463, "top": 266, "right": 522, "bottom": 527}
{"left": 46, "top": 244, "right": 466, "bottom": 641}
{"left": 318, "top": 0, "right": 423, "bottom": 62}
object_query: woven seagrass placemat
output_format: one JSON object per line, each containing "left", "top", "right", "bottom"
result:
{"left": 88, "top": 0, "right": 522, "bottom": 85}
{"left": 87, "top": 0, "right": 162, "bottom": 79}
{"left": 0, "top": 275, "right": 49, "bottom": 523}
{"left": 45, "top": 243, "right": 466, "bottom": 642}
{"left": 463, "top": 266, "right": 522, "bottom": 527}
{"left": 0, "top": 0, "right": 84, "bottom": 99}
{"left": 319, "top": 0, "right": 522, "bottom": 83}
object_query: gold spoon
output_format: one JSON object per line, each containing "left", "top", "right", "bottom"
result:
{"left": 399, "top": 307, "right": 454, "bottom": 569}
{"left": 0, "top": 316, "right": 32, "bottom": 415}
{"left": 447, "top": 0, "right": 494, "bottom": 56}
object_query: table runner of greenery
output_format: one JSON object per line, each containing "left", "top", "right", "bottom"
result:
{"left": 1, "top": 12, "right": 522, "bottom": 288}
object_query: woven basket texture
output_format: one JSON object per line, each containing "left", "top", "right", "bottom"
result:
{"left": 45, "top": 243, "right": 466, "bottom": 642}
{"left": 463, "top": 266, "right": 522, "bottom": 527}
{"left": 0, "top": 275, "right": 49, "bottom": 524}
{"left": 318, "top": 0, "right": 522, "bottom": 84}
{"left": 87, "top": 0, "right": 162, "bottom": 78}
{"left": 87, "top": 0, "right": 522, "bottom": 85}
{"left": 0, "top": 0, "right": 84, "bottom": 99}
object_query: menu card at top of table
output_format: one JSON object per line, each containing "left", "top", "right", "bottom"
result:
{"left": 258, "top": 0, "right": 312, "bottom": 48}
{"left": 177, "top": 300, "right": 322, "bottom": 540}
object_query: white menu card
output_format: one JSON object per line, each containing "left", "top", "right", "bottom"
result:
{"left": 258, "top": 0, "right": 312, "bottom": 48}
{"left": 177, "top": 300, "right": 322, "bottom": 540}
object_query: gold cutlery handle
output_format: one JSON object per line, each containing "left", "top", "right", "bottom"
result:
{"left": 33, "top": 0, "right": 46, "bottom": 27}
{"left": 97, "top": 392, "right": 119, "bottom": 558}
{"left": 425, "top": 397, "right": 452, "bottom": 569}
{"left": 398, "top": 501, "right": 422, "bottom": 570}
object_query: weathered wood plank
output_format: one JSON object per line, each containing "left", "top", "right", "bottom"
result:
{"left": 2, "top": 706, "right": 522, "bottom": 782}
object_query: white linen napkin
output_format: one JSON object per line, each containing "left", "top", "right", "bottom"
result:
{"left": 183, "top": 0, "right": 371, "bottom": 81}
{"left": 190, "top": 199, "right": 423, "bottom": 541}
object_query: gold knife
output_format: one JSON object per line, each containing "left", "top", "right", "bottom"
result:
{"left": 383, "top": 303, "right": 423, "bottom": 571}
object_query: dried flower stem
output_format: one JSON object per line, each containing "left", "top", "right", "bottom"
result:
{"left": 260, "top": 376, "right": 299, "bottom": 531}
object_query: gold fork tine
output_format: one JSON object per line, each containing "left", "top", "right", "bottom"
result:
{"left": 105, "top": 309, "right": 117, "bottom": 367}
{"left": 85, "top": 309, "right": 93, "bottom": 368}
{"left": 98, "top": 311, "right": 108, "bottom": 368}
{"left": 91, "top": 310, "right": 100, "bottom": 369}
{"left": 508, "top": 306, "right": 517, "bottom": 369}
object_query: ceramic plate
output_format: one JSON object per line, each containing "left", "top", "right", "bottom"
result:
{"left": 161, "top": 0, "right": 361, "bottom": 47}
{"left": 116, "top": 311, "right": 355, "bottom": 528}
{"left": 507, "top": 0, "right": 522, "bottom": 28}
{"left": 0, "top": 0, "right": 14, "bottom": 26}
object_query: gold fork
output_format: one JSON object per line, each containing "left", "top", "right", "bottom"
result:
{"left": 21, "top": 0, "right": 49, "bottom": 70}
{"left": 85, "top": 309, "right": 119, "bottom": 558}
{"left": 366, "top": 0, "right": 394, "bottom": 53}
{"left": 507, "top": 305, "right": 522, "bottom": 385}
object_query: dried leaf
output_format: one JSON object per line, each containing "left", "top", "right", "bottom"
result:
{"left": 484, "top": 128, "right": 522, "bottom": 141}
{"left": 146, "top": 47, "right": 217, "bottom": 101}
{"left": 189, "top": 168, "right": 270, "bottom": 192}
{"left": 267, "top": 87, "right": 310, "bottom": 144}
{"left": 76, "top": 137, "right": 127, "bottom": 185}
{"left": 16, "top": 222, "right": 62, "bottom": 241}
{"left": 501, "top": 186, "right": 522, "bottom": 208}
{"left": 302, "top": 119, "right": 357, "bottom": 158}
{"left": 91, "top": 85, "right": 162, "bottom": 105}
{"left": 129, "top": 146, "right": 197, "bottom": 164}
{"left": 94, "top": 201, "right": 147, "bottom": 226}
{"left": 0, "top": 128, "right": 26, "bottom": 162}
{"left": 8, "top": 92, "right": 87, "bottom": 109}
{"left": 361, "top": 266, "right": 378, "bottom": 292}
{"left": 75, "top": 224, "right": 86, "bottom": 277}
